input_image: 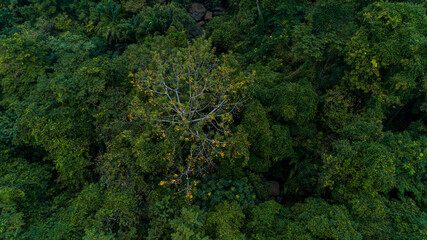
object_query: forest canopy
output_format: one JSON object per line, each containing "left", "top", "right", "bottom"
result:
{"left": 0, "top": 0, "right": 426, "bottom": 239}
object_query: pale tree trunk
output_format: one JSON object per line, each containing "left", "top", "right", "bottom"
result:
{"left": 256, "top": 0, "right": 262, "bottom": 17}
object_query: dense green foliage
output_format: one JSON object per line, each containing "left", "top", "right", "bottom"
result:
{"left": 0, "top": 0, "right": 426, "bottom": 239}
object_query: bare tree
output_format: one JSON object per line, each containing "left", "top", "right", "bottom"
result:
{"left": 129, "top": 40, "right": 251, "bottom": 197}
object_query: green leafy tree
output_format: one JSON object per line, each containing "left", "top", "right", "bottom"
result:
{"left": 206, "top": 201, "right": 245, "bottom": 240}
{"left": 195, "top": 175, "right": 258, "bottom": 210}
{"left": 284, "top": 198, "right": 362, "bottom": 240}
{"left": 240, "top": 100, "right": 294, "bottom": 172}
{"left": 0, "top": 31, "right": 49, "bottom": 105}
{"left": 322, "top": 140, "right": 396, "bottom": 200}
{"left": 136, "top": 3, "right": 202, "bottom": 39}
{"left": 147, "top": 195, "right": 179, "bottom": 240}
{"left": 95, "top": 0, "right": 127, "bottom": 44}
{"left": 0, "top": 154, "right": 52, "bottom": 240}
{"left": 344, "top": 2, "right": 426, "bottom": 110}
{"left": 383, "top": 132, "right": 426, "bottom": 207}
{"left": 15, "top": 32, "right": 110, "bottom": 188}
{"left": 246, "top": 200, "right": 287, "bottom": 240}
{"left": 170, "top": 206, "right": 209, "bottom": 240}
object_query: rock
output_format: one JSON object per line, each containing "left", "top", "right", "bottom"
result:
{"left": 191, "top": 3, "right": 206, "bottom": 22}
{"left": 269, "top": 181, "right": 280, "bottom": 196}
{"left": 197, "top": 21, "right": 205, "bottom": 26}
{"left": 213, "top": 11, "right": 223, "bottom": 16}
{"left": 204, "top": 11, "right": 213, "bottom": 21}
{"left": 213, "top": 6, "right": 225, "bottom": 16}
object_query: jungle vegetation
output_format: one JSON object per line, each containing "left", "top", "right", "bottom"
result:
{"left": 0, "top": 0, "right": 426, "bottom": 239}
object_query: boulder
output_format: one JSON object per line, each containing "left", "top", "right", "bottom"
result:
{"left": 204, "top": 11, "right": 213, "bottom": 21}
{"left": 213, "top": 11, "right": 223, "bottom": 16}
{"left": 269, "top": 181, "right": 280, "bottom": 196}
{"left": 191, "top": 3, "right": 206, "bottom": 21}
{"left": 213, "top": 6, "right": 225, "bottom": 16}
